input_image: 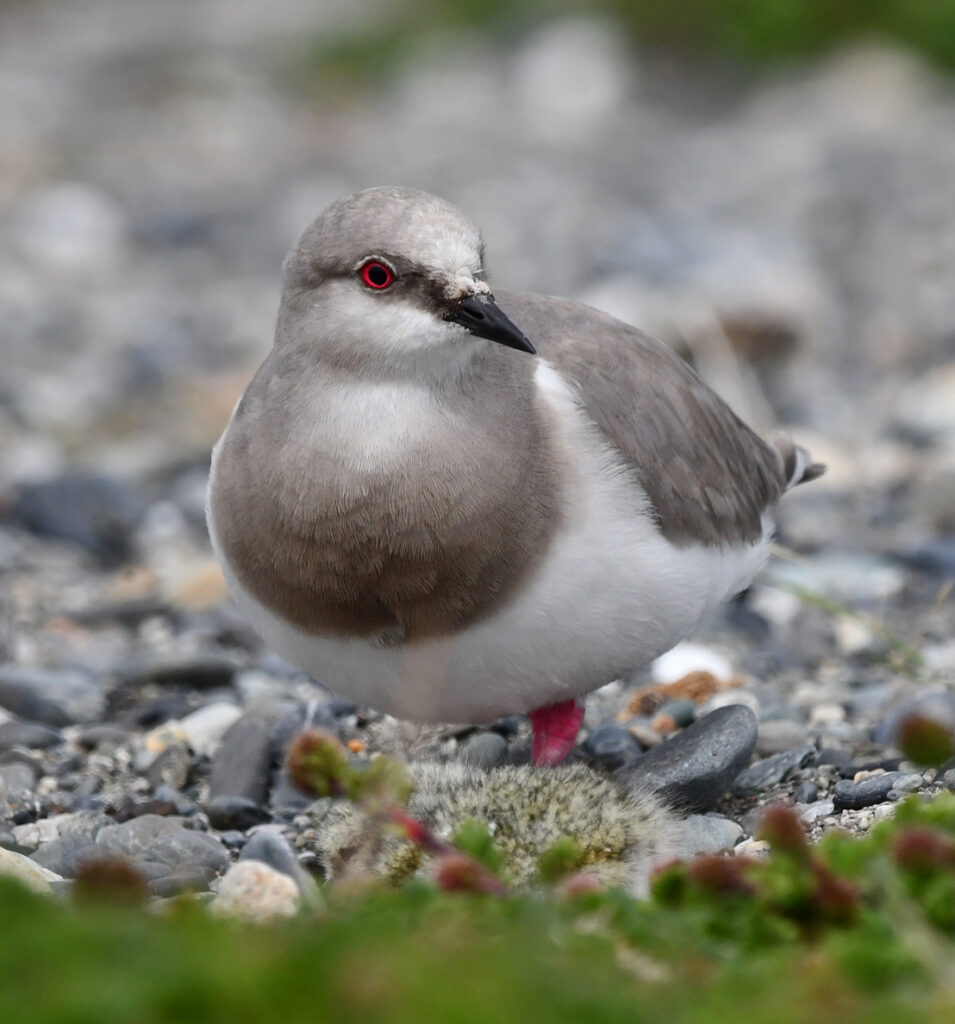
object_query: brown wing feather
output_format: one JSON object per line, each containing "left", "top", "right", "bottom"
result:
{"left": 496, "top": 291, "right": 788, "bottom": 548}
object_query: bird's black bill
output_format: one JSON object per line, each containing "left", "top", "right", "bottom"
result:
{"left": 447, "top": 293, "right": 536, "bottom": 354}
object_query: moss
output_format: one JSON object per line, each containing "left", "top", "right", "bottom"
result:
{"left": 3, "top": 794, "right": 955, "bottom": 1022}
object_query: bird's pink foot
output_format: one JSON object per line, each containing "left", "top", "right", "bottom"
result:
{"left": 528, "top": 699, "right": 585, "bottom": 766}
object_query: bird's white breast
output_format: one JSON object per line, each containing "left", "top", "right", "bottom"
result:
{"left": 210, "top": 361, "right": 772, "bottom": 723}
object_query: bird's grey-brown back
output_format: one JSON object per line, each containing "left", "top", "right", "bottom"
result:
{"left": 493, "top": 291, "right": 822, "bottom": 548}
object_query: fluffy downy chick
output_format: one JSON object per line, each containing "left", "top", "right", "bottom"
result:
{"left": 308, "top": 760, "right": 682, "bottom": 896}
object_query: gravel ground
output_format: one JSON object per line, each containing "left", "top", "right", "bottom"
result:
{"left": 1, "top": 1, "right": 954, "bottom": 904}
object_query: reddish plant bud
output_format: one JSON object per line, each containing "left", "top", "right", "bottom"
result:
{"left": 893, "top": 826, "right": 955, "bottom": 873}
{"left": 688, "top": 855, "right": 757, "bottom": 898}
{"left": 757, "top": 804, "right": 808, "bottom": 858}
{"left": 286, "top": 729, "right": 352, "bottom": 798}
{"left": 434, "top": 852, "right": 507, "bottom": 896}
{"left": 810, "top": 861, "right": 859, "bottom": 924}
{"left": 897, "top": 715, "right": 955, "bottom": 766}
{"left": 73, "top": 856, "right": 149, "bottom": 907}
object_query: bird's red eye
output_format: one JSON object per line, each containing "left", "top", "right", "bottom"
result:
{"left": 359, "top": 261, "right": 394, "bottom": 290}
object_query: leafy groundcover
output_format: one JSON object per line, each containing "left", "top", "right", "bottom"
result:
{"left": 2, "top": 794, "right": 955, "bottom": 1024}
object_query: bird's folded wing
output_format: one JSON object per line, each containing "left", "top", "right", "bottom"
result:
{"left": 496, "top": 291, "right": 789, "bottom": 548}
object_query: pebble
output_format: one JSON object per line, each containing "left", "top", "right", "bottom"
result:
{"left": 460, "top": 731, "right": 509, "bottom": 770}
{"left": 150, "top": 866, "right": 220, "bottom": 898}
{"left": 833, "top": 772, "right": 903, "bottom": 810}
{"left": 119, "top": 653, "right": 239, "bottom": 691}
{"left": 207, "top": 713, "right": 273, "bottom": 804}
{"left": 213, "top": 860, "right": 302, "bottom": 922}
{"left": 240, "top": 829, "right": 316, "bottom": 897}
{"left": 0, "top": 720, "right": 64, "bottom": 752}
{"left": 179, "top": 702, "right": 243, "bottom": 757}
{"left": 618, "top": 705, "right": 758, "bottom": 813}
{"left": 888, "top": 772, "right": 924, "bottom": 796}
{"left": 792, "top": 781, "right": 818, "bottom": 804}
{"left": 674, "top": 815, "right": 743, "bottom": 856}
{"left": 75, "top": 724, "right": 131, "bottom": 750}
{"left": 205, "top": 795, "right": 272, "bottom": 832}
{"left": 755, "top": 720, "right": 811, "bottom": 756}
{"left": 0, "top": 846, "right": 62, "bottom": 894}
{"left": 798, "top": 799, "right": 836, "bottom": 825}
{"left": 29, "top": 834, "right": 102, "bottom": 877}
{"left": 146, "top": 742, "right": 192, "bottom": 791}
{"left": 95, "top": 815, "right": 229, "bottom": 879}
{"left": 0, "top": 667, "right": 105, "bottom": 727}
{"left": 731, "top": 747, "right": 814, "bottom": 796}
{"left": 584, "top": 724, "right": 643, "bottom": 771}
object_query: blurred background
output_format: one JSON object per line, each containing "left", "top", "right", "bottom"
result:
{"left": 1, "top": 0, "right": 954, "bottom": 684}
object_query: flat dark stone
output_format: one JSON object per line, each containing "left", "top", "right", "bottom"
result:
{"left": 118, "top": 652, "right": 239, "bottom": 691}
{"left": 616, "top": 705, "right": 758, "bottom": 813}
{"left": 731, "top": 746, "right": 814, "bottom": 796}
{"left": 95, "top": 814, "right": 229, "bottom": 874}
{"left": 207, "top": 714, "right": 272, "bottom": 804}
{"left": 0, "top": 720, "right": 64, "bottom": 752}
{"left": 13, "top": 472, "right": 146, "bottom": 566}
{"left": 0, "top": 666, "right": 104, "bottom": 727}
{"left": 205, "top": 795, "right": 272, "bottom": 831}
{"left": 833, "top": 772, "right": 903, "bottom": 810}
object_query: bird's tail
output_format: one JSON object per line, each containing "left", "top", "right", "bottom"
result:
{"left": 773, "top": 436, "right": 826, "bottom": 491}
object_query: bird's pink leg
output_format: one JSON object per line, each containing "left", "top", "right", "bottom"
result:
{"left": 528, "top": 699, "right": 585, "bottom": 766}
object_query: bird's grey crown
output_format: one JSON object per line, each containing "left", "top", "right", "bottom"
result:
{"left": 283, "top": 186, "right": 484, "bottom": 287}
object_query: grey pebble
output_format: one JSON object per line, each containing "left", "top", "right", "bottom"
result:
{"left": 888, "top": 772, "right": 924, "bottom": 796}
{"left": 0, "top": 720, "right": 64, "bottom": 752}
{"left": 29, "top": 834, "right": 102, "bottom": 877}
{"left": 793, "top": 781, "right": 819, "bottom": 804}
{"left": 149, "top": 865, "right": 219, "bottom": 897}
{"left": 0, "top": 667, "right": 105, "bottom": 726}
{"left": 76, "top": 724, "right": 130, "bottom": 750}
{"left": 673, "top": 814, "right": 743, "bottom": 856}
{"left": 815, "top": 747, "right": 856, "bottom": 777}
{"left": 241, "top": 829, "right": 314, "bottom": 895}
{"left": 799, "top": 799, "right": 836, "bottom": 825}
{"left": 0, "top": 761, "right": 38, "bottom": 796}
{"left": 617, "top": 705, "right": 758, "bottom": 813}
{"left": 460, "top": 731, "right": 508, "bottom": 769}
{"left": 756, "top": 719, "right": 810, "bottom": 756}
{"left": 208, "top": 713, "right": 272, "bottom": 804}
{"left": 13, "top": 472, "right": 145, "bottom": 566}
{"left": 833, "top": 772, "right": 903, "bottom": 810}
{"left": 147, "top": 742, "right": 192, "bottom": 791}
{"left": 205, "top": 795, "right": 272, "bottom": 832}
{"left": 584, "top": 724, "right": 643, "bottom": 771}
{"left": 731, "top": 747, "right": 814, "bottom": 796}
{"left": 95, "top": 814, "right": 229, "bottom": 874}
{"left": 119, "top": 652, "right": 239, "bottom": 691}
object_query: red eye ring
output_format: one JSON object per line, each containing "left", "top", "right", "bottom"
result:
{"left": 359, "top": 260, "right": 394, "bottom": 290}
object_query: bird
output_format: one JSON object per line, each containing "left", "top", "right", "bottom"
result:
{"left": 207, "top": 185, "right": 824, "bottom": 766}
{"left": 309, "top": 759, "right": 682, "bottom": 896}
